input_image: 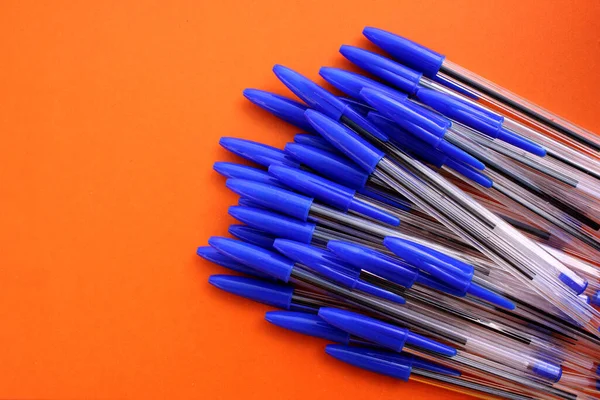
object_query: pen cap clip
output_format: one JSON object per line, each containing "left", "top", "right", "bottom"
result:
{"left": 208, "top": 275, "right": 294, "bottom": 308}
{"left": 363, "top": 27, "right": 445, "bottom": 78}
{"left": 209, "top": 237, "right": 295, "bottom": 282}
{"left": 383, "top": 237, "right": 474, "bottom": 292}
{"left": 305, "top": 110, "right": 385, "bottom": 174}
{"left": 243, "top": 88, "right": 317, "bottom": 134}
{"left": 339, "top": 45, "right": 422, "bottom": 95}
{"left": 273, "top": 64, "right": 347, "bottom": 120}
{"left": 219, "top": 137, "right": 300, "bottom": 168}
{"left": 226, "top": 179, "right": 313, "bottom": 221}
{"left": 228, "top": 206, "right": 316, "bottom": 244}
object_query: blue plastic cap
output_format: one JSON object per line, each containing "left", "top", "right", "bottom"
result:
{"left": 596, "top": 364, "right": 600, "bottom": 376}
{"left": 213, "top": 162, "right": 284, "bottom": 188}
{"left": 320, "top": 67, "right": 408, "bottom": 103}
{"left": 430, "top": 74, "right": 480, "bottom": 99}
{"left": 243, "top": 88, "right": 317, "bottom": 134}
{"left": 228, "top": 206, "right": 316, "bottom": 244}
{"left": 383, "top": 237, "right": 473, "bottom": 292}
{"left": 319, "top": 307, "right": 456, "bottom": 357}
{"left": 497, "top": 128, "right": 547, "bottom": 157}
{"left": 363, "top": 27, "right": 445, "bottom": 78}
{"left": 237, "top": 197, "right": 267, "bottom": 210}
{"left": 340, "top": 105, "right": 390, "bottom": 142}
{"left": 268, "top": 164, "right": 399, "bottom": 226}
{"left": 197, "top": 246, "right": 275, "bottom": 280}
{"left": 305, "top": 109, "right": 385, "bottom": 174}
{"left": 293, "top": 133, "right": 339, "bottom": 154}
{"left": 208, "top": 237, "right": 295, "bottom": 282}
{"left": 219, "top": 137, "right": 300, "bottom": 168}
{"left": 273, "top": 64, "right": 347, "bottom": 120}
{"left": 226, "top": 179, "right": 313, "bottom": 221}
{"left": 591, "top": 291, "right": 600, "bottom": 307}
{"left": 228, "top": 224, "right": 276, "bottom": 250}
{"left": 327, "top": 241, "right": 418, "bottom": 289}
{"left": 284, "top": 143, "right": 369, "bottom": 190}
{"left": 265, "top": 311, "right": 351, "bottom": 344}
{"left": 339, "top": 45, "right": 422, "bottom": 96}
{"left": 531, "top": 360, "right": 563, "bottom": 383}
{"left": 558, "top": 272, "right": 588, "bottom": 295}
{"left": 325, "top": 344, "right": 413, "bottom": 381}
{"left": 466, "top": 282, "right": 515, "bottom": 310}
{"left": 208, "top": 274, "right": 294, "bottom": 309}
{"left": 273, "top": 239, "right": 405, "bottom": 304}
{"left": 358, "top": 186, "right": 411, "bottom": 211}
{"left": 319, "top": 307, "right": 408, "bottom": 351}
{"left": 415, "top": 87, "right": 504, "bottom": 139}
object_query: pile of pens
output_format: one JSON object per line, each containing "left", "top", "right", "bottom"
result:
{"left": 199, "top": 27, "right": 600, "bottom": 400}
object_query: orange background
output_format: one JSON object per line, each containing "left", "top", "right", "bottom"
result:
{"left": 1, "top": 1, "right": 599, "bottom": 399}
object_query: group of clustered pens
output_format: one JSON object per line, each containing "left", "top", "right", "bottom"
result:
{"left": 199, "top": 27, "right": 600, "bottom": 400}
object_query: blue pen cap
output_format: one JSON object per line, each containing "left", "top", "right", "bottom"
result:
{"left": 226, "top": 179, "right": 313, "bottom": 221}
{"left": 558, "top": 272, "right": 588, "bottom": 295}
{"left": 326, "top": 344, "right": 413, "bottom": 381}
{"left": 360, "top": 90, "right": 484, "bottom": 170}
{"left": 228, "top": 206, "right": 316, "bottom": 244}
{"left": 531, "top": 360, "right": 563, "bottom": 383}
{"left": 208, "top": 274, "right": 294, "bottom": 309}
{"left": 268, "top": 164, "right": 399, "bottom": 226}
{"left": 266, "top": 311, "right": 351, "bottom": 344}
{"left": 219, "top": 137, "right": 300, "bottom": 168}
{"left": 339, "top": 45, "right": 422, "bottom": 96}
{"left": 415, "top": 87, "right": 504, "bottom": 138}
{"left": 327, "top": 241, "right": 418, "bottom": 288}
{"left": 273, "top": 64, "right": 347, "bottom": 120}
{"left": 237, "top": 197, "right": 268, "bottom": 210}
{"left": 209, "top": 237, "right": 295, "bottom": 282}
{"left": 320, "top": 67, "right": 408, "bottom": 102}
{"left": 293, "top": 133, "right": 339, "bottom": 154}
{"left": 444, "top": 159, "right": 493, "bottom": 188}
{"left": 383, "top": 237, "right": 473, "bottom": 292}
{"left": 340, "top": 105, "right": 390, "bottom": 142}
{"left": 197, "top": 246, "right": 275, "bottom": 280}
{"left": 363, "top": 27, "right": 445, "bottom": 78}
{"left": 590, "top": 291, "right": 600, "bottom": 307}
{"left": 284, "top": 143, "right": 369, "bottom": 190}
{"left": 273, "top": 239, "right": 405, "bottom": 304}
{"left": 338, "top": 97, "right": 375, "bottom": 115}
{"left": 228, "top": 224, "right": 276, "bottom": 250}
{"left": 305, "top": 110, "right": 385, "bottom": 174}
{"left": 213, "top": 162, "right": 284, "bottom": 188}
{"left": 319, "top": 308, "right": 456, "bottom": 357}
{"left": 243, "top": 88, "right": 317, "bottom": 134}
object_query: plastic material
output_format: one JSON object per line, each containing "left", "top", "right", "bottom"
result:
{"left": 531, "top": 361, "right": 563, "bottom": 383}
{"left": 273, "top": 64, "right": 347, "bottom": 120}
{"left": 228, "top": 225, "right": 276, "bottom": 250}
{"left": 319, "top": 308, "right": 457, "bottom": 357}
{"left": 268, "top": 164, "right": 400, "bottom": 226}
{"left": 320, "top": 67, "right": 408, "bottom": 102}
{"left": 305, "top": 110, "right": 384, "bottom": 174}
{"left": 273, "top": 239, "right": 405, "bottom": 304}
{"left": 208, "top": 237, "right": 295, "bottom": 282}
{"left": 338, "top": 97, "right": 375, "bottom": 115}
{"left": 360, "top": 89, "right": 484, "bottom": 170}
{"left": 213, "top": 162, "right": 284, "bottom": 187}
{"left": 226, "top": 179, "right": 313, "bottom": 221}
{"left": 265, "top": 311, "right": 351, "bottom": 344}
{"left": 284, "top": 143, "right": 370, "bottom": 190}
{"left": 228, "top": 206, "right": 316, "bottom": 244}
{"left": 219, "top": 137, "right": 300, "bottom": 168}
{"left": 415, "top": 87, "right": 546, "bottom": 156}
{"left": 243, "top": 88, "right": 317, "bottom": 134}
{"left": 339, "top": 45, "right": 422, "bottom": 95}
{"left": 293, "top": 133, "right": 339, "bottom": 154}
{"left": 363, "top": 27, "right": 445, "bottom": 78}
{"left": 197, "top": 246, "right": 275, "bottom": 280}
{"left": 208, "top": 274, "right": 293, "bottom": 309}
{"left": 591, "top": 291, "right": 600, "bottom": 307}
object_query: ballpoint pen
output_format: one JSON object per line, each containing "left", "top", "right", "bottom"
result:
{"left": 361, "top": 27, "right": 600, "bottom": 154}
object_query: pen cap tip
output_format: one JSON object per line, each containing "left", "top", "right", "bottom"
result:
{"left": 208, "top": 274, "right": 294, "bottom": 309}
